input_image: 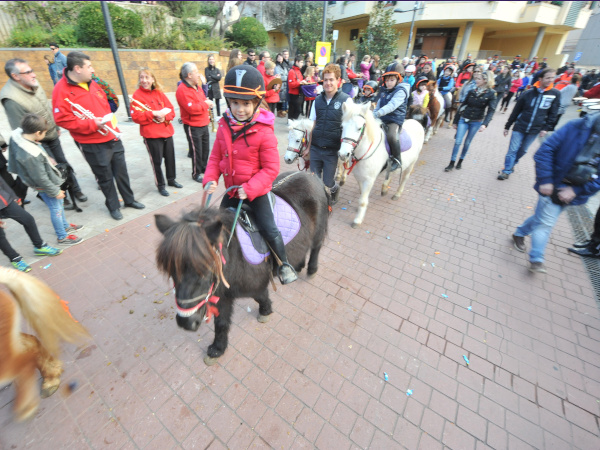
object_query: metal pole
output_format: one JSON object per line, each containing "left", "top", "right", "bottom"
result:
{"left": 321, "top": 1, "right": 328, "bottom": 42}
{"left": 101, "top": 1, "right": 131, "bottom": 121}
{"left": 404, "top": 2, "right": 419, "bottom": 58}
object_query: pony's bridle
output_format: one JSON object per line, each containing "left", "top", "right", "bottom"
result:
{"left": 174, "top": 243, "right": 228, "bottom": 322}
{"left": 287, "top": 128, "right": 310, "bottom": 170}
{"left": 341, "top": 115, "right": 380, "bottom": 175}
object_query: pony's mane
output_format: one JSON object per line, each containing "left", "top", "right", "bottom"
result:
{"left": 342, "top": 101, "right": 381, "bottom": 143}
{"left": 156, "top": 208, "right": 230, "bottom": 286}
{"left": 426, "top": 80, "right": 437, "bottom": 94}
{"left": 288, "top": 118, "right": 313, "bottom": 132}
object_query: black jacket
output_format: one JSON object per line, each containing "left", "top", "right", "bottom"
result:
{"left": 454, "top": 88, "right": 497, "bottom": 127}
{"left": 505, "top": 85, "right": 560, "bottom": 134}
{"left": 0, "top": 171, "right": 18, "bottom": 209}
{"left": 243, "top": 58, "right": 257, "bottom": 68}
{"left": 205, "top": 65, "right": 222, "bottom": 100}
{"left": 494, "top": 73, "right": 512, "bottom": 94}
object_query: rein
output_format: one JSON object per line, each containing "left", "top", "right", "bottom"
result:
{"left": 342, "top": 117, "right": 382, "bottom": 175}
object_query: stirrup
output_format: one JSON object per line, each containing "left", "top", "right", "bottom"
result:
{"left": 277, "top": 262, "right": 298, "bottom": 284}
{"left": 389, "top": 157, "right": 401, "bottom": 171}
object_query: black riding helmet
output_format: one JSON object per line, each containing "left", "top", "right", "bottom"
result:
{"left": 382, "top": 62, "right": 404, "bottom": 83}
{"left": 415, "top": 76, "right": 429, "bottom": 90}
{"left": 223, "top": 65, "right": 266, "bottom": 100}
{"left": 223, "top": 65, "right": 266, "bottom": 124}
{"left": 363, "top": 80, "right": 378, "bottom": 95}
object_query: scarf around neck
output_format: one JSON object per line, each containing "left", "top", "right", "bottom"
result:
{"left": 224, "top": 108, "right": 260, "bottom": 132}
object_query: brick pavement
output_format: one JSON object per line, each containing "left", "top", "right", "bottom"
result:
{"left": 0, "top": 97, "right": 599, "bottom": 449}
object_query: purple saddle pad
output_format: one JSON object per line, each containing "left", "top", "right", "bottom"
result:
{"left": 236, "top": 195, "right": 301, "bottom": 265}
{"left": 384, "top": 129, "right": 413, "bottom": 155}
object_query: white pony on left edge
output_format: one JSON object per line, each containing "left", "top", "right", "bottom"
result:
{"left": 339, "top": 101, "right": 425, "bottom": 228}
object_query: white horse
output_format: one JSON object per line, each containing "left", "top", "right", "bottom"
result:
{"left": 284, "top": 119, "right": 349, "bottom": 185}
{"left": 339, "top": 101, "right": 425, "bottom": 228}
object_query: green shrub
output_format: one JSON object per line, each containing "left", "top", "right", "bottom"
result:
{"left": 197, "top": 2, "right": 219, "bottom": 17}
{"left": 8, "top": 25, "right": 51, "bottom": 48}
{"left": 76, "top": 2, "right": 143, "bottom": 47}
{"left": 51, "top": 24, "right": 78, "bottom": 47}
{"left": 139, "top": 31, "right": 185, "bottom": 51}
{"left": 227, "top": 17, "right": 268, "bottom": 49}
{"left": 183, "top": 20, "right": 212, "bottom": 37}
{"left": 159, "top": 1, "right": 219, "bottom": 19}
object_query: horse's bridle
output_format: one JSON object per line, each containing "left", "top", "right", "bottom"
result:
{"left": 287, "top": 127, "right": 310, "bottom": 158}
{"left": 174, "top": 244, "right": 227, "bottom": 322}
{"left": 340, "top": 116, "right": 366, "bottom": 151}
{"left": 340, "top": 115, "right": 381, "bottom": 174}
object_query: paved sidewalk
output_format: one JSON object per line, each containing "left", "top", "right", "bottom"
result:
{"left": 0, "top": 98, "right": 599, "bottom": 449}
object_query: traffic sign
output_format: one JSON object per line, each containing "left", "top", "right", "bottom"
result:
{"left": 316, "top": 41, "right": 332, "bottom": 69}
{"left": 574, "top": 52, "right": 583, "bottom": 62}
{"left": 332, "top": 30, "right": 339, "bottom": 41}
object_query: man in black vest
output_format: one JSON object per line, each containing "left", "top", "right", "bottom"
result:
{"left": 308, "top": 63, "right": 351, "bottom": 204}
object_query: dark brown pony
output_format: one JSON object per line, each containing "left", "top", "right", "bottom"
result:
{"left": 0, "top": 268, "right": 89, "bottom": 421}
{"left": 155, "top": 171, "right": 330, "bottom": 365}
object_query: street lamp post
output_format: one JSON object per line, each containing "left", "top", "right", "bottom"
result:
{"left": 395, "top": 2, "right": 425, "bottom": 59}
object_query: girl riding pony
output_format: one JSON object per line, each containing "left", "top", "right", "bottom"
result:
{"left": 203, "top": 65, "right": 297, "bottom": 284}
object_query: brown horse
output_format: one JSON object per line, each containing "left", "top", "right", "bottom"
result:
{"left": 447, "top": 88, "right": 461, "bottom": 128}
{"left": 424, "top": 81, "right": 445, "bottom": 142}
{"left": 0, "top": 268, "right": 89, "bottom": 421}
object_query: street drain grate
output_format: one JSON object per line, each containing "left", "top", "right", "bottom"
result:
{"left": 567, "top": 205, "right": 600, "bottom": 308}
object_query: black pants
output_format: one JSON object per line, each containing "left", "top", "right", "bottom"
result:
{"left": 268, "top": 103, "right": 276, "bottom": 114}
{"left": 288, "top": 94, "right": 303, "bottom": 120}
{"left": 0, "top": 201, "right": 44, "bottom": 260}
{"left": 208, "top": 93, "right": 221, "bottom": 116}
{"left": 304, "top": 99, "right": 314, "bottom": 117}
{"left": 384, "top": 123, "right": 401, "bottom": 160}
{"left": 310, "top": 145, "right": 338, "bottom": 189}
{"left": 77, "top": 140, "right": 135, "bottom": 212}
{"left": 501, "top": 92, "right": 514, "bottom": 109}
{"left": 588, "top": 204, "right": 600, "bottom": 251}
{"left": 221, "top": 192, "right": 280, "bottom": 241}
{"left": 183, "top": 124, "right": 210, "bottom": 178}
{"left": 42, "top": 138, "right": 82, "bottom": 194}
{"left": 143, "top": 137, "right": 176, "bottom": 189}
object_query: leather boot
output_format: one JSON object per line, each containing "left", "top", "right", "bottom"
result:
{"left": 329, "top": 183, "right": 340, "bottom": 205}
{"left": 456, "top": 159, "right": 463, "bottom": 170}
{"left": 267, "top": 234, "right": 298, "bottom": 284}
{"left": 389, "top": 135, "right": 402, "bottom": 172}
{"left": 444, "top": 161, "right": 455, "bottom": 172}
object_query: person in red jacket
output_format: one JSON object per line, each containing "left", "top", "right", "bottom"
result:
{"left": 263, "top": 61, "right": 280, "bottom": 114}
{"left": 583, "top": 81, "right": 600, "bottom": 99}
{"left": 203, "top": 65, "right": 297, "bottom": 284}
{"left": 555, "top": 65, "right": 574, "bottom": 91}
{"left": 131, "top": 69, "right": 181, "bottom": 197}
{"left": 455, "top": 63, "right": 474, "bottom": 89}
{"left": 176, "top": 62, "right": 213, "bottom": 183}
{"left": 287, "top": 55, "right": 306, "bottom": 120}
{"left": 52, "top": 51, "right": 145, "bottom": 221}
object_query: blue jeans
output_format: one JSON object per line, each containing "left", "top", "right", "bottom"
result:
{"left": 501, "top": 130, "right": 538, "bottom": 174}
{"left": 310, "top": 145, "right": 339, "bottom": 189}
{"left": 514, "top": 194, "right": 564, "bottom": 263}
{"left": 39, "top": 192, "right": 69, "bottom": 240}
{"left": 451, "top": 118, "right": 481, "bottom": 161}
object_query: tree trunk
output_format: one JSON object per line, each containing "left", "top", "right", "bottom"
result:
{"left": 211, "top": 2, "right": 226, "bottom": 38}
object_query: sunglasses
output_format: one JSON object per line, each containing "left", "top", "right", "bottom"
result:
{"left": 19, "top": 70, "right": 34, "bottom": 75}
{"left": 50, "top": 47, "right": 57, "bottom": 50}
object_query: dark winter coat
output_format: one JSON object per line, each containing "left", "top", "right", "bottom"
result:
{"left": 205, "top": 65, "right": 222, "bottom": 100}
{"left": 453, "top": 88, "right": 497, "bottom": 127}
{"left": 534, "top": 114, "right": 600, "bottom": 205}
{"left": 494, "top": 73, "right": 512, "bottom": 94}
{"left": 505, "top": 83, "right": 560, "bottom": 134}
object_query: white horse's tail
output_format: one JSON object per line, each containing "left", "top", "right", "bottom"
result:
{"left": 0, "top": 268, "right": 89, "bottom": 357}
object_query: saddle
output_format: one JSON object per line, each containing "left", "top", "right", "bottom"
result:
{"left": 233, "top": 194, "right": 301, "bottom": 265}
{"left": 382, "top": 127, "right": 413, "bottom": 155}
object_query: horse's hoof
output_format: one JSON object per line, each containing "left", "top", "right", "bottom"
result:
{"left": 204, "top": 356, "right": 219, "bottom": 366}
{"left": 307, "top": 271, "right": 317, "bottom": 280}
{"left": 351, "top": 222, "right": 361, "bottom": 229}
{"left": 392, "top": 195, "right": 401, "bottom": 201}
{"left": 339, "top": 180, "right": 345, "bottom": 187}
{"left": 258, "top": 314, "right": 271, "bottom": 323}
{"left": 381, "top": 189, "right": 388, "bottom": 196}
{"left": 40, "top": 383, "right": 60, "bottom": 398}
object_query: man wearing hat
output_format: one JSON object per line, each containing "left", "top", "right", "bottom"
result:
{"left": 511, "top": 55, "right": 523, "bottom": 70}
{"left": 460, "top": 54, "right": 474, "bottom": 72}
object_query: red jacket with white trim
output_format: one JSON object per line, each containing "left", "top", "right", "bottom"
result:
{"left": 287, "top": 65, "right": 304, "bottom": 95}
{"left": 130, "top": 87, "right": 175, "bottom": 139}
{"left": 52, "top": 73, "right": 119, "bottom": 144}
{"left": 175, "top": 80, "right": 210, "bottom": 127}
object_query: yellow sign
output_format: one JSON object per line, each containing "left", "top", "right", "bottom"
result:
{"left": 315, "top": 42, "right": 332, "bottom": 69}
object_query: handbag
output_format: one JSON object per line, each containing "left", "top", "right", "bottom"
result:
{"left": 563, "top": 126, "right": 600, "bottom": 186}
